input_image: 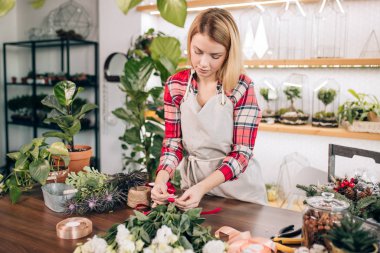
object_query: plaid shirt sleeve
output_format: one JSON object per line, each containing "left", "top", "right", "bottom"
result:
{"left": 217, "top": 75, "right": 262, "bottom": 181}
{"left": 156, "top": 71, "right": 188, "bottom": 178}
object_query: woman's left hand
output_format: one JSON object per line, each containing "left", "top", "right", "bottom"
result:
{"left": 175, "top": 184, "right": 206, "bottom": 211}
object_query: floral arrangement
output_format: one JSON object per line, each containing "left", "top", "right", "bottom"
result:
{"left": 64, "top": 167, "right": 148, "bottom": 215}
{"left": 74, "top": 204, "right": 226, "bottom": 253}
{"left": 297, "top": 176, "right": 380, "bottom": 223}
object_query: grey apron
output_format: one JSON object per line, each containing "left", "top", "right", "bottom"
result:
{"left": 177, "top": 70, "right": 267, "bottom": 205}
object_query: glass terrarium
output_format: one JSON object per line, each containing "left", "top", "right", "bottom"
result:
{"left": 278, "top": 73, "right": 310, "bottom": 125}
{"left": 239, "top": 7, "right": 276, "bottom": 60}
{"left": 256, "top": 78, "right": 279, "bottom": 124}
{"left": 276, "top": 1, "right": 308, "bottom": 59}
{"left": 312, "top": 78, "right": 340, "bottom": 127}
{"left": 313, "top": 0, "right": 347, "bottom": 58}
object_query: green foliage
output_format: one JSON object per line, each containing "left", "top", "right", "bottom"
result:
{"left": 0, "top": 0, "right": 15, "bottom": 17}
{"left": 260, "top": 88, "right": 270, "bottom": 102}
{"left": 338, "top": 89, "right": 380, "bottom": 124}
{"left": 326, "top": 216, "right": 378, "bottom": 253}
{"left": 284, "top": 86, "right": 302, "bottom": 111}
{"left": 104, "top": 204, "right": 215, "bottom": 253}
{"left": 117, "top": 0, "right": 187, "bottom": 27}
{"left": 296, "top": 184, "right": 319, "bottom": 197}
{"left": 314, "top": 111, "right": 336, "bottom": 119}
{"left": 41, "top": 81, "right": 97, "bottom": 149}
{"left": 317, "top": 88, "right": 337, "bottom": 107}
{"left": 113, "top": 33, "right": 182, "bottom": 180}
{"left": 3, "top": 138, "right": 69, "bottom": 203}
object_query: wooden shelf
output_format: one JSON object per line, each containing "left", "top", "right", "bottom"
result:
{"left": 137, "top": 0, "right": 320, "bottom": 12}
{"left": 259, "top": 123, "right": 380, "bottom": 141}
{"left": 179, "top": 58, "right": 380, "bottom": 69}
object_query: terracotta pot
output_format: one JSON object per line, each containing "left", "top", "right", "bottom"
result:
{"left": 68, "top": 145, "right": 92, "bottom": 173}
{"left": 368, "top": 111, "right": 380, "bottom": 122}
{"left": 46, "top": 169, "right": 69, "bottom": 184}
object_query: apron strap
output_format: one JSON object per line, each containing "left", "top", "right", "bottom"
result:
{"left": 184, "top": 69, "right": 195, "bottom": 101}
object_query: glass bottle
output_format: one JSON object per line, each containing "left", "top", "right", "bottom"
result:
{"left": 302, "top": 192, "right": 349, "bottom": 248}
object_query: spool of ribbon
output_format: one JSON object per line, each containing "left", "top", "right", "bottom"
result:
{"left": 128, "top": 186, "right": 151, "bottom": 208}
{"left": 56, "top": 217, "right": 92, "bottom": 239}
{"left": 215, "top": 226, "right": 278, "bottom": 253}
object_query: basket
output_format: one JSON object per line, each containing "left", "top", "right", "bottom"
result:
{"left": 41, "top": 183, "right": 76, "bottom": 212}
{"left": 342, "top": 120, "right": 380, "bottom": 134}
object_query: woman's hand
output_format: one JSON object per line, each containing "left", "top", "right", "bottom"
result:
{"left": 151, "top": 170, "right": 171, "bottom": 207}
{"left": 175, "top": 184, "right": 206, "bottom": 211}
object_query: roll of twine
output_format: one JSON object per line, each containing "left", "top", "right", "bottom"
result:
{"left": 128, "top": 186, "right": 151, "bottom": 208}
{"left": 56, "top": 217, "right": 92, "bottom": 239}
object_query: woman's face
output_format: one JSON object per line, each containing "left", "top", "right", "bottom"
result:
{"left": 190, "top": 33, "right": 227, "bottom": 80}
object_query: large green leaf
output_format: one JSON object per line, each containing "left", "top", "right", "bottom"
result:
{"left": 0, "top": 0, "right": 15, "bottom": 17}
{"left": 42, "top": 131, "right": 71, "bottom": 143}
{"left": 67, "top": 119, "right": 81, "bottom": 136}
{"left": 15, "top": 154, "right": 29, "bottom": 170}
{"left": 9, "top": 185, "right": 21, "bottom": 204}
{"left": 47, "top": 142, "right": 69, "bottom": 156}
{"left": 150, "top": 37, "right": 181, "bottom": 67}
{"left": 122, "top": 57, "right": 154, "bottom": 92}
{"left": 29, "top": 159, "right": 50, "bottom": 185}
{"left": 6, "top": 151, "right": 20, "bottom": 161}
{"left": 157, "top": 0, "right": 187, "bottom": 27}
{"left": 148, "top": 87, "right": 164, "bottom": 100}
{"left": 73, "top": 103, "right": 97, "bottom": 119}
{"left": 113, "top": 108, "right": 131, "bottom": 121}
{"left": 144, "top": 121, "right": 164, "bottom": 135}
{"left": 117, "top": 0, "right": 142, "bottom": 15}
{"left": 153, "top": 56, "right": 176, "bottom": 84}
{"left": 41, "top": 95, "right": 66, "bottom": 114}
{"left": 54, "top": 81, "right": 76, "bottom": 107}
{"left": 123, "top": 127, "right": 141, "bottom": 144}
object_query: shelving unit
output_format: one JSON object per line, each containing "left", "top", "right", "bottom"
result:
{"left": 3, "top": 39, "right": 100, "bottom": 168}
{"left": 259, "top": 123, "right": 380, "bottom": 141}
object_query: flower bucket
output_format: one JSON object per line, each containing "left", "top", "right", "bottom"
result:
{"left": 41, "top": 183, "right": 76, "bottom": 212}
{"left": 68, "top": 145, "right": 92, "bottom": 173}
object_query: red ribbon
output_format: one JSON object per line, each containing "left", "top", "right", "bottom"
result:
{"left": 201, "top": 207, "right": 222, "bottom": 215}
{"left": 166, "top": 182, "right": 176, "bottom": 194}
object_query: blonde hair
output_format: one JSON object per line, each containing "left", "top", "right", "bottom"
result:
{"left": 187, "top": 8, "right": 244, "bottom": 92}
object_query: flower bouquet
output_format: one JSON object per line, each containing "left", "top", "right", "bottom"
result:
{"left": 74, "top": 204, "right": 227, "bottom": 253}
{"left": 297, "top": 176, "right": 380, "bottom": 225}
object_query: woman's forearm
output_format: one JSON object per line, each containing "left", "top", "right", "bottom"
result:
{"left": 197, "top": 170, "right": 225, "bottom": 195}
{"left": 155, "top": 170, "right": 170, "bottom": 184}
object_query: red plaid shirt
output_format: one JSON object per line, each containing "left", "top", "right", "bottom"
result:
{"left": 157, "top": 69, "right": 261, "bottom": 181}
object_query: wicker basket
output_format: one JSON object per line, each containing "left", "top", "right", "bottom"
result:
{"left": 342, "top": 120, "right": 380, "bottom": 134}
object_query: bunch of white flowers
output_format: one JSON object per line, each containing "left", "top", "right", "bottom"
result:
{"left": 74, "top": 225, "right": 226, "bottom": 253}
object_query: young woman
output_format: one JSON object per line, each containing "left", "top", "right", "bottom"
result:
{"left": 151, "top": 8, "right": 267, "bottom": 210}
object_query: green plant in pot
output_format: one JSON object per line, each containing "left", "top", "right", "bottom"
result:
{"left": 325, "top": 216, "right": 378, "bottom": 253}
{"left": 41, "top": 81, "right": 97, "bottom": 173}
{"left": 3, "top": 138, "right": 70, "bottom": 203}
{"left": 113, "top": 33, "right": 182, "bottom": 181}
{"left": 279, "top": 86, "right": 309, "bottom": 125}
{"left": 313, "top": 88, "right": 338, "bottom": 127}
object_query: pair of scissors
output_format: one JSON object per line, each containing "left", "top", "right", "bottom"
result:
{"left": 271, "top": 225, "right": 303, "bottom": 253}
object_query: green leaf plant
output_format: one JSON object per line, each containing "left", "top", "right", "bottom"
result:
{"left": 338, "top": 89, "right": 380, "bottom": 124}
{"left": 113, "top": 33, "right": 182, "bottom": 180}
{"left": 41, "top": 81, "right": 97, "bottom": 151}
{"left": 284, "top": 86, "right": 302, "bottom": 112}
{"left": 317, "top": 88, "right": 337, "bottom": 113}
{"left": 3, "top": 138, "right": 69, "bottom": 203}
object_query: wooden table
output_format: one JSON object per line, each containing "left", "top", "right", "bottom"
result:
{"left": 0, "top": 189, "right": 302, "bottom": 253}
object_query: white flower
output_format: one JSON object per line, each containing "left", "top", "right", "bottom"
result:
{"left": 118, "top": 240, "right": 136, "bottom": 253}
{"left": 152, "top": 225, "right": 177, "bottom": 245}
{"left": 74, "top": 235, "right": 108, "bottom": 253}
{"left": 136, "top": 239, "right": 145, "bottom": 251}
{"left": 0, "top": 182, "right": 4, "bottom": 194}
{"left": 202, "top": 240, "right": 226, "bottom": 253}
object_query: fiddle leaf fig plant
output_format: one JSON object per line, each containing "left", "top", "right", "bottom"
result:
{"left": 113, "top": 33, "right": 182, "bottom": 180}
{"left": 3, "top": 138, "right": 69, "bottom": 203}
{"left": 41, "top": 81, "right": 97, "bottom": 150}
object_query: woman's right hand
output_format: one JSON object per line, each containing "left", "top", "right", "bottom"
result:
{"left": 151, "top": 170, "right": 171, "bottom": 207}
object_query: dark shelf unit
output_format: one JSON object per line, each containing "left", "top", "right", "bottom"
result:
{"left": 3, "top": 38, "right": 100, "bottom": 169}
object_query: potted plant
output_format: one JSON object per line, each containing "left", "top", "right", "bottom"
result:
{"left": 312, "top": 88, "right": 338, "bottom": 127}
{"left": 112, "top": 32, "right": 183, "bottom": 181}
{"left": 279, "top": 85, "right": 309, "bottom": 125}
{"left": 8, "top": 95, "right": 33, "bottom": 123}
{"left": 325, "top": 216, "right": 378, "bottom": 253}
{"left": 259, "top": 87, "right": 278, "bottom": 123}
{"left": 338, "top": 89, "right": 380, "bottom": 133}
{"left": 41, "top": 80, "right": 97, "bottom": 172}
{"left": 4, "top": 138, "right": 70, "bottom": 203}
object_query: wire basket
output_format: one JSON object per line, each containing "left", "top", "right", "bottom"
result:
{"left": 41, "top": 183, "right": 76, "bottom": 212}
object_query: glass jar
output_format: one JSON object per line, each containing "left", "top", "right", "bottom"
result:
{"left": 302, "top": 192, "right": 349, "bottom": 248}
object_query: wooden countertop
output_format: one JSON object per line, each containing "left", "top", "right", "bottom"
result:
{"left": 0, "top": 189, "right": 302, "bottom": 253}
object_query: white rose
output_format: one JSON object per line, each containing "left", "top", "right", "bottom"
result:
{"left": 202, "top": 240, "right": 226, "bottom": 253}
{"left": 118, "top": 240, "right": 136, "bottom": 253}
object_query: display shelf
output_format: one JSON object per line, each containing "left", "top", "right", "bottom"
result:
{"left": 137, "top": 0, "right": 320, "bottom": 13}
{"left": 179, "top": 58, "right": 380, "bottom": 69}
{"left": 259, "top": 123, "right": 380, "bottom": 141}
{"left": 6, "top": 82, "right": 97, "bottom": 87}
